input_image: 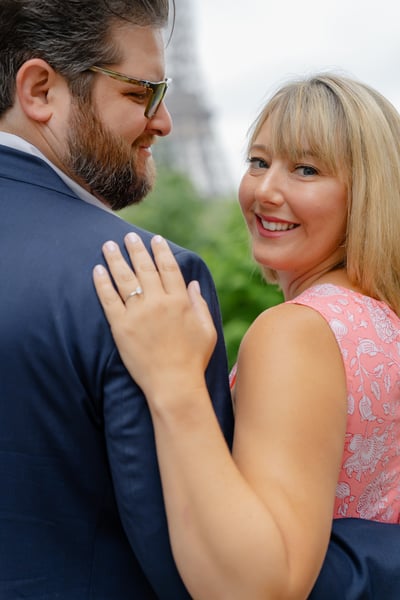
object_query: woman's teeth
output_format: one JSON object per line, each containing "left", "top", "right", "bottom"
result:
{"left": 261, "top": 219, "right": 296, "bottom": 231}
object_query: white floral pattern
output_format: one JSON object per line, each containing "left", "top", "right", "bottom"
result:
{"left": 289, "top": 284, "right": 400, "bottom": 523}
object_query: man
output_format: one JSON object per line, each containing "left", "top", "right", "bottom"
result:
{"left": 0, "top": 1, "right": 233, "bottom": 598}
{"left": 0, "top": 1, "right": 398, "bottom": 599}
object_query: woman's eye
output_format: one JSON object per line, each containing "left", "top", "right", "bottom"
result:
{"left": 247, "top": 157, "right": 268, "bottom": 169}
{"left": 296, "top": 165, "right": 318, "bottom": 176}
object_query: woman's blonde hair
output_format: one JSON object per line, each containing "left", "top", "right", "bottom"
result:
{"left": 248, "top": 73, "right": 400, "bottom": 315}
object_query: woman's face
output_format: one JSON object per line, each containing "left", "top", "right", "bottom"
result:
{"left": 238, "top": 118, "right": 348, "bottom": 296}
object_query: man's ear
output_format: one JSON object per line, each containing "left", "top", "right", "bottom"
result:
{"left": 16, "top": 58, "right": 62, "bottom": 123}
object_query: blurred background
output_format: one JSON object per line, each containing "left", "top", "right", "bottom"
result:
{"left": 120, "top": 0, "right": 400, "bottom": 368}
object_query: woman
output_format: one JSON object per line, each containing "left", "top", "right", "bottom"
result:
{"left": 93, "top": 74, "right": 400, "bottom": 599}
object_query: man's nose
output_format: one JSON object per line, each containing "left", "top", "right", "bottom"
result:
{"left": 146, "top": 101, "right": 172, "bottom": 137}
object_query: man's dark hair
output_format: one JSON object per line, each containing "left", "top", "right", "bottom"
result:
{"left": 0, "top": 0, "right": 174, "bottom": 115}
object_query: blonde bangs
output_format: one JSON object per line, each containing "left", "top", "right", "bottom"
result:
{"left": 250, "top": 79, "right": 350, "bottom": 181}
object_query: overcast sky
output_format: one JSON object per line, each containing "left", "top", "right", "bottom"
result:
{"left": 192, "top": 0, "right": 400, "bottom": 188}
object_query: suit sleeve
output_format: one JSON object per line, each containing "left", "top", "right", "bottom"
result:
{"left": 102, "top": 248, "right": 234, "bottom": 599}
{"left": 177, "top": 249, "right": 235, "bottom": 448}
{"left": 309, "top": 518, "right": 400, "bottom": 599}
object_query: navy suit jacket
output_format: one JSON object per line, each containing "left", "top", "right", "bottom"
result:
{"left": 310, "top": 518, "right": 400, "bottom": 598}
{"left": 0, "top": 145, "right": 234, "bottom": 599}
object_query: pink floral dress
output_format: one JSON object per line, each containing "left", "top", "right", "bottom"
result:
{"left": 288, "top": 284, "right": 400, "bottom": 522}
{"left": 230, "top": 284, "right": 400, "bottom": 522}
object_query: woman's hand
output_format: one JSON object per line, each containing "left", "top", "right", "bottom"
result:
{"left": 93, "top": 232, "right": 217, "bottom": 402}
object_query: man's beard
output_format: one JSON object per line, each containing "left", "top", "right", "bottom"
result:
{"left": 63, "top": 98, "right": 156, "bottom": 211}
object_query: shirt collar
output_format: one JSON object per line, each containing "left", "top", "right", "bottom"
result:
{"left": 0, "top": 132, "right": 113, "bottom": 213}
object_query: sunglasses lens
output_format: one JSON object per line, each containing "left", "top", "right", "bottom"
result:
{"left": 146, "top": 82, "right": 168, "bottom": 118}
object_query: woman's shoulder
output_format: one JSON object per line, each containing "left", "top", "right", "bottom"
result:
{"left": 242, "top": 299, "right": 335, "bottom": 356}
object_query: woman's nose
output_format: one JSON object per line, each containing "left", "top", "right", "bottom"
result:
{"left": 254, "top": 169, "right": 285, "bottom": 206}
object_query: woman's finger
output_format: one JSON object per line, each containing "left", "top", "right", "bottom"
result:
{"left": 187, "top": 280, "right": 217, "bottom": 346}
{"left": 123, "top": 233, "right": 166, "bottom": 296}
{"left": 148, "top": 235, "right": 187, "bottom": 294}
{"left": 101, "top": 240, "right": 143, "bottom": 303}
{"left": 92, "top": 264, "right": 126, "bottom": 323}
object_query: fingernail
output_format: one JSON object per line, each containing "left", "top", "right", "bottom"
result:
{"left": 126, "top": 232, "right": 139, "bottom": 243}
{"left": 192, "top": 280, "right": 200, "bottom": 293}
{"left": 104, "top": 241, "right": 117, "bottom": 252}
{"left": 153, "top": 235, "right": 164, "bottom": 244}
{"left": 94, "top": 265, "right": 107, "bottom": 276}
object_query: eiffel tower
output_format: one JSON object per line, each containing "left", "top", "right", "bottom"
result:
{"left": 154, "top": 0, "right": 233, "bottom": 199}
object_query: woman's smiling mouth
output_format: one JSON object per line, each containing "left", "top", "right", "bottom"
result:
{"left": 258, "top": 216, "right": 298, "bottom": 232}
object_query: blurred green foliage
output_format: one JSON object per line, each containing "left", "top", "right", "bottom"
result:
{"left": 119, "top": 168, "right": 283, "bottom": 369}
